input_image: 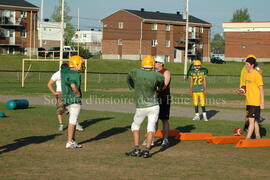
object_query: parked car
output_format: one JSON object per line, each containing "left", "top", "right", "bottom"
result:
{"left": 37, "top": 47, "right": 46, "bottom": 57}
{"left": 210, "top": 57, "right": 226, "bottom": 64}
{"left": 46, "top": 46, "right": 76, "bottom": 58}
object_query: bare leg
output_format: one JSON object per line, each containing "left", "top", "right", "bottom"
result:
{"left": 254, "top": 121, "right": 261, "bottom": 139}
{"left": 246, "top": 118, "right": 255, "bottom": 139}
{"left": 132, "top": 130, "right": 140, "bottom": 146}
{"left": 162, "top": 120, "right": 169, "bottom": 139}
{"left": 58, "top": 114, "right": 63, "bottom": 124}
{"left": 68, "top": 124, "right": 76, "bottom": 141}
{"left": 146, "top": 132, "right": 154, "bottom": 149}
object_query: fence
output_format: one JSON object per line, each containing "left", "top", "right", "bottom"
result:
{"left": 1, "top": 70, "right": 269, "bottom": 91}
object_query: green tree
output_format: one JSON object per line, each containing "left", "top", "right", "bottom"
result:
{"left": 231, "top": 8, "right": 251, "bottom": 22}
{"left": 211, "top": 33, "right": 225, "bottom": 54}
{"left": 51, "top": 0, "right": 74, "bottom": 45}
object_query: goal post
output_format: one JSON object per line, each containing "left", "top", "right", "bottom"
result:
{"left": 21, "top": 58, "right": 88, "bottom": 92}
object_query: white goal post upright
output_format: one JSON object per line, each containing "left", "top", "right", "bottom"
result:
{"left": 21, "top": 58, "right": 88, "bottom": 92}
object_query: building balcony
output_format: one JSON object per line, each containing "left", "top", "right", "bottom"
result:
{"left": 0, "top": 37, "right": 22, "bottom": 47}
{"left": 0, "top": 17, "right": 23, "bottom": 27}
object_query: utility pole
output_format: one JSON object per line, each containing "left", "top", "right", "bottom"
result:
{"left": 77, "top": 8, "right": 80, "bottom": 55}
{"left": 183, "top": 0, "right": 189, "bottom": 79}
{"left": 59, "top": 0, "right": 65, "bottom": 68}
{"left": 39, "top": 0, "right": 44, "bottom": 47}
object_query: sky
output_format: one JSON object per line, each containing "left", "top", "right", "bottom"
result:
{"left": 27, "top": 0, "right": 270, "bottom": 35}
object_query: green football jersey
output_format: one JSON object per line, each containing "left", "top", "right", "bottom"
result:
{"left": 61, "top": 68, "right": 82, "bottom": 105}
{"left": 188, "top": 68, "right": 208, "bottom": 92}
{"left": 127, "top": 68, "right": 164, "bottom": 108}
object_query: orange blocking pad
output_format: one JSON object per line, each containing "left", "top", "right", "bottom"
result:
{"left": 207, "top": 136, "right": 245, "bottom": 144}
{"left": 145, "top": 130, "right": 180, "bottom": 138}
{"left": 152, "top": 129, "right": 180, "bottom": 138}
{"left": 176, "top": 133, "right": 213, "bottom": 141}
{"left": 236, "top": 139, "right": 270, "bottom": 148}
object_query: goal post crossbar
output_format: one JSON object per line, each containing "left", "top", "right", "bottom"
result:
{"left": 21, "top": 58, "right": 88, "bottom": 92}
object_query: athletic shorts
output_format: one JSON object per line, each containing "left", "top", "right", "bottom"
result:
{"left": 56, "top": 95, "right": 66, "bottom": 115}
{"left": 158, "top": 94, "right": 171, "bottom": 120}
{"left": 192, "top": 92, "right": 206, "bottom": 106}
{"left": 246, "top": 105, "right": 260, "bottom": 119}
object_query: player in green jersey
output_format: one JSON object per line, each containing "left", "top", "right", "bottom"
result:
{"left": 188, "top": 60, "right": 208, "bottom": 121}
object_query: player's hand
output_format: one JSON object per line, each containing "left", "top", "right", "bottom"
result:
{"left": 260, "top": 104, "right": 265, "bottom": 110}
{"left": 75, "top": 92, "right": 81, "bottom": 97}
{"left": 55, "top": 92, "right": 61, "bottom": 96}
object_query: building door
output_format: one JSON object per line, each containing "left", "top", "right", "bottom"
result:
{"left": 174, "top": 49, "right": 182, "bottom": 62}
{"left": 9, "top": 29, "right": 15, "bottom": 45}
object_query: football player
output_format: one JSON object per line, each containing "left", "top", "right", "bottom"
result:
{"left": 188, "top": 60, "right": 208, "bottom": 121}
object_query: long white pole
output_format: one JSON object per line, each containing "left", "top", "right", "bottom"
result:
{"left": 77, "top": 8, "right": 80, "bottom": 55}
{"left": 39, "top": 0, "right": 44, "bottom": 47}
{"left": 29, "top": 11, "right": 33, "bottom": 59}
{"left": 183, "top": 0, "right": 189, "bottom": 79}
{"left": 59, "top": 0, "right": 65, "bottom": 68}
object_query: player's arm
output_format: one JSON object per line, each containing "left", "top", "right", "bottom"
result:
{"left": 163, "top": 70, "right": 171, "bottom": 90}
{"left": 70, "top": 83, "right": 80, "bottom": 97}
{"left": 47, "top": 79, "right": 60, "bottom": 96}
{"left": 127, "top": 72, "right": 134, "bottom": 89}
{"left": 189, "top": 77, "right": 193, "bottom": 95}
{"left": 259, "top": 85, "right": 264, "bottom": 110}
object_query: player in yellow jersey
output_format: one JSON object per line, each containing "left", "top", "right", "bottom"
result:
{"left": 188, "top": 60, "right": 208, "bottom": 121}
{"left": 242, "top": 57, "right": 264, "bottom": 139}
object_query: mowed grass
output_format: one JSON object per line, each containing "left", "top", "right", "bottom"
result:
{"left": 1, "top": 103, "right": 270, "bottom": 179}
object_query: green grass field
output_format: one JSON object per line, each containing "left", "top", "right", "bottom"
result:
{"left": 1, "top": 103, "right": 270, "bottom": 179}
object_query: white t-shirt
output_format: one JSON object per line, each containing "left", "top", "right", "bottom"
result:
{"left": 50, "top": 71, "right": 61, "bottom": 92}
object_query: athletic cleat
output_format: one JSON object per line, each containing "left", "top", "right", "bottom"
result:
{"left": 142, "top": 139, "right": 154, "bottom": 146}
{"left": 76, "top": 123, "right": 84, "bottom": 131}
{"left": 125, "top": 148, "right": 141, "bottom": 157}
{"left": 192, "top": 115, "right": 200, "bottom": 121}
{"left": 58, "top": 124, "right": 64, "bottom": 131}
{"left": 161, "top": 138, "right": 169, "bottom": 147}
{"left": 203, "top": 115, "right": 208, "bottom": 121}
{"left": 142, "top": 150, "right": 151, "bottom": 158}
{"left": 65, "top": 140, "right": 82, "bottom": 149}
{"left": 257, "top": 117, "right": 265, "bottom": 124}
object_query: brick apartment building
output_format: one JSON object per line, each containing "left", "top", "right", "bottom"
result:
{"left": 0, "top": 0, "right": 39, "bottom": 55}
{"left": 101, "top": 9, "right": 211, "bottom": 62}
{"left": 223, "top": 22, "right": 270, "bottom": 62}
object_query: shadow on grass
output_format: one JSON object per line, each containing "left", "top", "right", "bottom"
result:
{"left": 80, "top": 117, "right": 114, "bottom": 129}
{"left": 0, "top": 133, "right": 62, "bottom": 155}
{"left": 151, "top": 125, "right": 196, "bottom": 157}
{"left": 79, "top": 125, "right": 130, "bottom": 145}
{"left": 207, "top": 110, "right": 219, "bottom": 120}
{"left": 175, "top": 124, "right": 196, "bottom": 132}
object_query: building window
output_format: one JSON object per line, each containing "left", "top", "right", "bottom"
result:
{"left": 151, "top": 40, "right": 158, "bottom": 47}
{"left": 200, "top": 27, "right": 204, "bottom": 33}
{"left": 21, "top": 29, "right": 27, "bottom": 38}
{"left": 165, "top": 40, "right": 170, "bottom": 47}
{"left": 21, "top": 11, "right": 27, "bottom": 18}
{"left": 165, "top": 55, "right": 170, "bottom": 62}
{"left": 199, "top": 42, "right": 203, "bottom": 49}
{"left": 151, "top": 23, "right": 157, "bottom": 30}
{"left": 189, "top": 26, "right": 196, "bottom": 32}
{"left": 118, "top": 39, "right": 123, "bottom": 45}
{"left": 166, "top": 24, "right": 170, "bottom": 31}
{"left": 83, "top": 34, "right": 87, "bottom": 38}
{"left": 118, "top": 22, "right": 124, "bottom": 29}
{"left": 1, "top": 29, "right": 9, "bottom": 37}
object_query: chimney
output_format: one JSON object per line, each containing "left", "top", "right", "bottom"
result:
{"left": 176, "top": 11, "right": 180, "bottom": 15}
{"left": 141, "top": 8, "right": 144, "bottom": 12}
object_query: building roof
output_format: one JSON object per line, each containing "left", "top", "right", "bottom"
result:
{"left": 124, "top": 9, "right": 211, "bottom": 25}
{"left": 0, "top": 0, "right": 39, "bottom": 9}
